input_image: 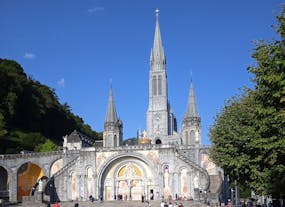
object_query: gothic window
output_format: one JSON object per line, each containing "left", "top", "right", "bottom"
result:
{"left": 158, "top": 75, "right": 162, "bottom": 95}
{"left": 190, "top": 130, "right": 195, "bottom": 145}
{"left": 152, "top": 75, "right": 157, "bottom": 96}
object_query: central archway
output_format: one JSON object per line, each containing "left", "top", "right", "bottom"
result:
{"left": 98, "top": 154, "right": 156, "bottom": 201}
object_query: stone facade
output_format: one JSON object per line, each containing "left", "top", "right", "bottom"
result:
{"left": 0, "top": 10, "right": 223, "bottom": 204}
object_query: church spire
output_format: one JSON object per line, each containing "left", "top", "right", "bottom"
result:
{"left": 185, "top": 80, "right": 199, "bottom": 118}
{"left": 182, "top": 80, "right": 201, "bottom": 146}
{"left": 151, "top": 8, "right": 165, "bottom": 67}
{"left": 105, "top": 85, "right": 118, "bottom": 123}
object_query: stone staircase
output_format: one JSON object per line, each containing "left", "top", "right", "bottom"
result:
{"left": 52, "top": 156, "right": 80, "bottom": 179}
{"left": 175, "top": 150, "right": 210, "bottom": 189}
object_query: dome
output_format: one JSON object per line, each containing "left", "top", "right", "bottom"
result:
{"left": 138, "top": 138, "right": 152, "bottom": 145}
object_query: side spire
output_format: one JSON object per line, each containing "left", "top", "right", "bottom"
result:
{"left": 185, "top": 80, "right": 199, "bottom": 118}
{"left": 105, "top": 85, "right": 118, "bottom": 123}
{"left": 151, "top": 8, "right": 165, "bottom": 66}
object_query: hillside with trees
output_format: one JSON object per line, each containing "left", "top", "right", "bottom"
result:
{"left": 0, "top": 59, "right": 102, "bottom": 154}
{"left": 209, "top": 7, "right": 285, "bottom": 198}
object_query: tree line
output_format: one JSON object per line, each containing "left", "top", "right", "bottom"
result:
{"left": 210, "top": 7, "right": 285, "bottom": 198}
{"left": 0, "top": 59, "right": 102, "bottom": 154}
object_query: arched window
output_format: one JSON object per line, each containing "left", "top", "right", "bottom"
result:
{"left": 158, "top": 75, "right": 162, "bottom": 95}
{"left": 152, "top": 75, "right": 157, "bottom": 96}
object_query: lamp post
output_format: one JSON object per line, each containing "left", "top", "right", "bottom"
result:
{"left": 234, "top": 171, "right": 240, "bottom": 207}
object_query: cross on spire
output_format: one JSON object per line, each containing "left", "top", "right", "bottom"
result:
{"left": 155, "top": 8, "right": 159, "bottom": 19}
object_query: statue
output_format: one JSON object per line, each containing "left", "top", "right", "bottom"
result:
{"left": 193, "top": 174, "right": 199, "bottom": 188}
{"left": 38, "top": 179, "right": 43, "bottom": 192}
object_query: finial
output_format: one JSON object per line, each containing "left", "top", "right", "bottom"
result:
{"left": 155, "top": 8, "right": 160, "bottom": 19}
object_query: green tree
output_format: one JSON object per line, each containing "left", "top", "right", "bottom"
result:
{"left": 0, "top": 58, "right": 102, "bottom": 153}
{"left": 210, "top": 7, "right": 285, "bottom": 198}
{"left": 210, "top": 93, "right": 257, "bottom": 186}
{"left": 0, "top": 113, "right": 7, "bottom": 137}
{"left": 247, "top": 6, "right": 285, "bottom": 197}
{"left": 35, "top": 139, "right": 58, "bottom": 152}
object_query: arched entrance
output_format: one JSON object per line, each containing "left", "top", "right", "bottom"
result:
{"left": 17, "top": 162, "right": 44, "bottom": 202}
{"left": 0, "top": 166, "right": 8, "bottom": 200}
{"left": 99, "top": 155, "right": 155, "bottom": 201}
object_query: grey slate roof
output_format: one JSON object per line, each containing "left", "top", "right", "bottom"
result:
{"left": 185, "top": 81, "right": 199, "bottom": 118}
{"left": 67, "top": 130, "right": 95, "bottom": 147}
{"left": 151, "top": 12, "right": 165, "bottom": 66}
{"left": 105, "top": 86, "right": 118, "bottom": 123}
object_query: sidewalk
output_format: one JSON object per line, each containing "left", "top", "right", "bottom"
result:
{"left": 5, "top": 200, "right": 209, "bottom": 207}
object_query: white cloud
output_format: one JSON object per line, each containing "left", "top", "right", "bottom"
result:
{"left": 88, "top": 6, "right": 104, "bottom": 13}
{"left": 23, "top": 53, "right": 36, "bottom": 59}
{"left": 57, "top": 78, "right": 65, "bottom": 88}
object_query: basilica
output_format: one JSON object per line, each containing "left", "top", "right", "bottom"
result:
{"left": 55, "top": 10, "right": 223, "bottom": 203}
{"left": 0, "top": 10, "right": 223, "bottom": 204}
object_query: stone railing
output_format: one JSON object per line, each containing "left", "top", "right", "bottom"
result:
{"left": 95, "top": 144, "right": 178, "bottom": 152}
{"left": 0, "top": 149, "right": 80, "bottom": 160}
{"left": 52, "top": 156, "right": 80, "bottom": 178}
{"left": 175, "top": 150, "right": 210, "bottom": 190}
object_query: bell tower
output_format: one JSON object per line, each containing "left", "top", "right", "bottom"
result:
{"left": 181, "top": 81, "right": 201, "bottom": 146}
{"left": 146, "top": 9, "right": 177, "bottom": 144}
{"left": 103, "top": 85, "right": 123, "bottom": 148}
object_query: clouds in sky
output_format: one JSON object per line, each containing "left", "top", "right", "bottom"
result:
{"left": 23, "top": 52, "right": 36, "bottom": 59}
{"left": 88, "top": 6, "right": 105, "bottom": 13}
{"left": 57, "top": 78, "right": 65, "bottom": 88}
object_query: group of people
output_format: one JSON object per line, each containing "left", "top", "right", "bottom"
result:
{"left": 160, "top": 200, "right": 184, "bottom": 207}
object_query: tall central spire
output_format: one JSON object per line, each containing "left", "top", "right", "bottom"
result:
{"left": 147, "top": 9, "right": 177, "bottom": 143}
{"left": 151, "top": 8, "right": 165, "bottom": 67}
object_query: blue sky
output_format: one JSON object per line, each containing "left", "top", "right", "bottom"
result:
{"left": 0, "top": 0, "right": 283, "bottom": 144}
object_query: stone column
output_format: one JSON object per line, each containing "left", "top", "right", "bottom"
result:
{"left": 173, "top": 172, "right": 179, "bottom": 200}
{"left": 189, "top": 170, "right": 194, "bottom": 199}
{"left": 187, "top": 172, "right": 191, "bottom": 199}
{"left": 169, "top": 172, "right": 174, "bottom": 198}
{"left": 93, "top": 173, "right": 98, "bottom": 199}
{"left": 177, "top": 172, "right": 181, "bottom": 199}
{"left": 9, "top": 167, "right": 18, "bottom": 203}
{"left": 159, "top": 172, "right": 163, "bottom": 199}
{"left": 78, "top": 174, "right": 85, "bottom": 200}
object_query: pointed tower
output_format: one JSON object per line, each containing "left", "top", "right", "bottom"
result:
{"left": 103, "top": 85, "right": 123, "bottom": 148}
{"left": 181, "top": 80, "right": 201, "bottom": 145}
{"left": 146, "top": 9, "right": 177, "bottom": 144}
